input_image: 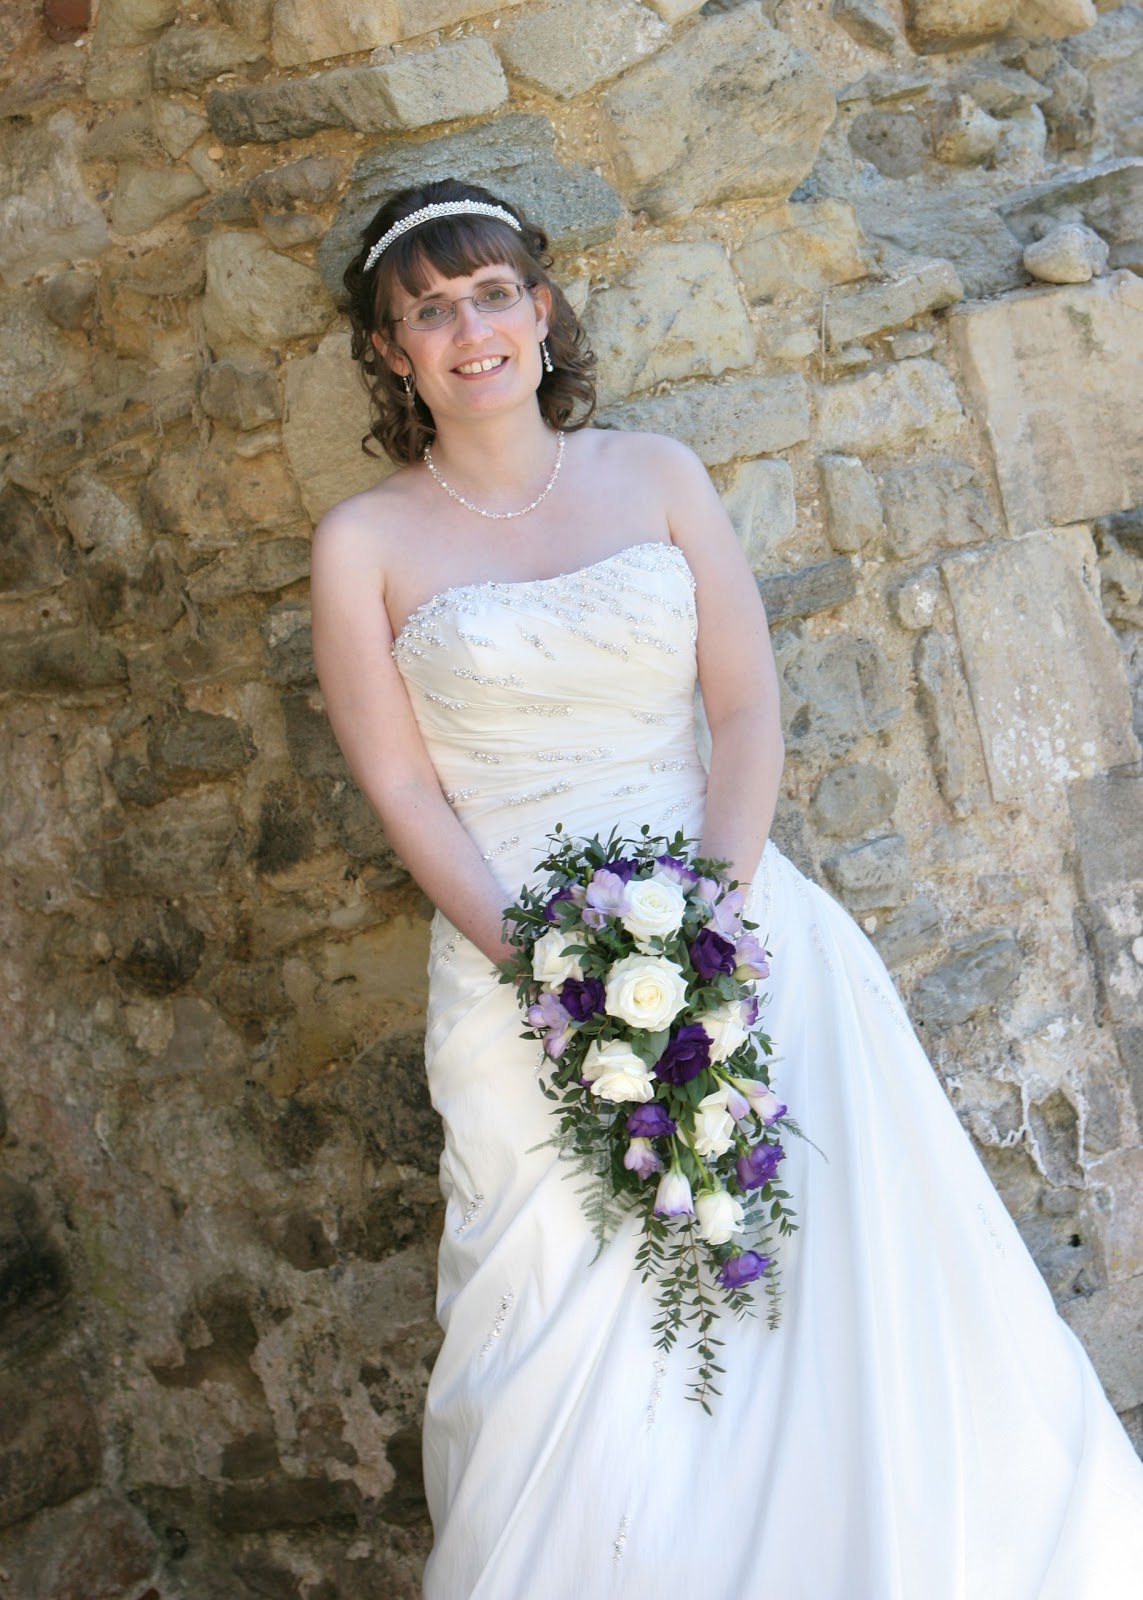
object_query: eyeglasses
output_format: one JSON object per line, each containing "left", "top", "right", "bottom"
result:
{"left": 394, "top": 281, "right": 529, "bottom": 332}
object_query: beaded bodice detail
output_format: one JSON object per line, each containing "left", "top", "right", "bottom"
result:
{"left": 391, "top": 542, "right": 705, "bottom": 891}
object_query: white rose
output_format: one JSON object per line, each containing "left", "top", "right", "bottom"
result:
{"left": 582, "top": 1039, "right": 656, "bottom": 1104}
{"left": 620, "top": 878, "right": 688, "bottom": 948}
{"left": 692, "top": 1088, "right": 737, "bottom": 1159}
{"left": 604, "top": 954, "right": 689, "bottom": 1033}
{"left": 701, "top": 1003, "right": 750, "bottom": 1064}
{"left": 532, "top": 926, "right": 584, "bottom": 988}
{"left": 695, "top": 1186, "right": 745, "bottom": 1246}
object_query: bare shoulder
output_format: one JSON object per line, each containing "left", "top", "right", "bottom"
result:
{"left": 587, "top": 426, "right": 705, "bottom": 485}
{"left": 310, "top": 468, "right": 423, "bottom": 611}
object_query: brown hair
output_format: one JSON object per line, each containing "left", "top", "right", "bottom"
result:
{"left": 342, "top": 179, "right": 597, "bottom": 465}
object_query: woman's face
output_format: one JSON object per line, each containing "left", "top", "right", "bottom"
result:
{"left": 373, "top": 259, "right": 552, "bottom": 428}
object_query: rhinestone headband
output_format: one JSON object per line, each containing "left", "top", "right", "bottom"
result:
{"left": 364, "top": 202, "right": 523, "bottom": 272}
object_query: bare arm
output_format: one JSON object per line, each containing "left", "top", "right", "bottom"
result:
{"left": 654, "top": 439, "right": 785, "bottom": 889}
{"left": 310, "top": 502, "right": 514, "bottom": 967}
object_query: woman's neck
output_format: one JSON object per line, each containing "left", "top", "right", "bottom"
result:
{"left": 425, "top": 406, "right": 558, "bottom": 504}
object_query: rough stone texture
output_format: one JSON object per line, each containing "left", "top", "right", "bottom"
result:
{"left": 0, "top": 113, "right": 109, "bottom": 287}
{"left": 283, "top": 331, "right": 391, "bottom": 522}
{"left": 907, "top": 0, "right": 1095, "bottom": 53}
{"left": 811, "top": 762, "right": 899, "bottom": 837}
{"left": 814, "top": 358, "right": 964, "bottom": 455}
{"left": 0, "top": 1490, "right": 158, "bottom": 1600}
{"left": 819, "top": 454, "right": 885, "bottom": 553}
{"left": 1063, "top": 6, "right": 1143, "bottom": 150}
{"left": 932, "top": 93, "right": 1003, "bottom": 165}
{"left": 599, "top": 375, "right": 810, "bottom": 467}
{"left": 207, "top": 40, "right": 507, "bottom": 144}
{"left": 0, "top": 1365, "right": 101, "bottom": 1528}
{"left": 150, "top": 25, "right": 267, "bottom": 90}
{"left": 824, "top": 256, "right": 963, "bottom": 348}
{"left": 873, "top": 896, "right": 944, "bottom": 967}
{"left": 833, "top": 0, "right": 901, "bottom": 52}
{"left": 854, "top": 188, "right": 1025, "bottom": 298}
{"left": 1024, "top": 222, "right": 1110, "bottom": 284}
{"left": 199, "top": 360, "right": 280, "bottom": 431}
{"left": 778, "top": 633, "right": 903, "bottom": 761}
{"left": 272, "top": 0, "right": 400, "bottom": 67}
{"left": 722, "top": 458, "right": 797, "bottom": 571}
{"left": 92, "top": 0, "right": 177, "bottom": 48}
{"left": 1000, "top": 159, "right": 1143, "bottom": 252}
{"left": 758, "top": 559, "right": 858, "bottom": 623}
{"left": 912, "top": 929, "right": 1022, "bottom": 1030}
{"left": 914, "top": 627, "right": 990, "bottom": 815}
{"left": 316, "top": 115, "right": 623, "bottom": 295}
{"left": 879, "top": 456, "right": 996, "bottom": 558}
{"left": 950, "top": 274, "right": 1143, "bottom": 535}
{"left": 823, "top": 832, "right": 912, "bottom": 912}
{"left": 498, "top": 0, "right": 668, "bottom": 99}
{"left": 202, "top": 232, "right": 336, "bottom": 358}
{"left": 584, "top": 242, "right": 754, "bottom": 406}
{"left": 601, "top": 5, "right": 836, "bottom": 221}
{"left": 943, "top": 528, "right": 1141, "bottom": 810}
{"left": 110, "top": 163, "right": 206, "bottom": 236}
{"left": 734, "top": 200, "right": 874, "bottom": 301}
{"left": 1061, "top": 1273, "right": 1143, "bottom": 1412}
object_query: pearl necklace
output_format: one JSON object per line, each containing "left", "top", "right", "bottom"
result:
{"left": 423, "top": 431, "right": 565, "bottom": 521}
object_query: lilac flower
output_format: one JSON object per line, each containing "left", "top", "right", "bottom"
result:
{"left": 653, "top": 853, "right": 699, "bottom": 888}
{"left": 623, "top": 1138, "right": 663, "bottom": 1180}
{"left": 543, "top": 886, "right": 576, "bottom": 923}
{"left": 730, "top": 1076, "right": 787, "bottom": 1126}
{"left": 559, "top": 975, "right": 606, "bottom": 1022}
{"left": 653, "top": 1167, "right": 694, "bottom": 1218}
{"left": 654, "top": 1023, "right": 711, "bottom": 1086}
{"left": 527, "top": 991, "right": 573, "bottom": 1059}
{"left": 736, "top": 1140, "right": 785, "bottom": 1190}
{"left": 741, "top": 993, "right": 760, "bottom": 1029}
{"left": 717, "top": 1250, "right": 772, "bottom": 1289}
{"left": 626, "top": 1102, "right": 677, "bottom": 1139}
{"left": 711, "top": 888, "right": 746, "bottom": 940}
{"left": 734, "top": 934, "right": 770, "bottom": 981}
{"left": 690, "top": 927, "right": 737, "bottom": 980}
{"left": 583, "top": 868, "right": 631, "bottom": 928}
{"left": 725, "top": 1083, "right": 751, "bottom": 1123}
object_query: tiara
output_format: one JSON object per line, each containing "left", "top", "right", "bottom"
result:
{"left": 363, "top": 201, "right": 523, "bottom": 272}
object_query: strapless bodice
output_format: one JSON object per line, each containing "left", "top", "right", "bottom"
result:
{"left": 390, "top": 541, "right": 707, "bottom": 894}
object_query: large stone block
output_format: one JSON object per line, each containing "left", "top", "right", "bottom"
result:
{"left": 824, "top": 258, "right": 963, "bottom": 349}
{"left": 0, "top": 628, "right": 126, "bottom": 695}
{"left": 1088, "top": 1146, "right": 1143, "bottom": 1282}
{"left": 757, "top": 559, "right": 858, "bottom": 624}
{"left": 599, "top": 375, "right": 810, "bottom": 468}
{"left": 110, "top": 164, "right": 206, "bottom": 236}
{"left": 951, "top": 272, "right": 1143, "bottom": 534}
{"left": 819, "top": 455, "right": 884, "bottom": 555}
{"left": 777, "top": 633, "right": 902, "bottom": 761}
{"left": 315, "top": 115, "right": 623, "bottom": 296}
{"left": 879, "top": 456, "right": 996, "bottom": 558}
{"left": 499, "top": 0, "right": 667, "bottom": 99}
{"left": 283, "top": 331, "right": 392, "bottom": 523}
{"left": 811, "top": 761, "right": 898, "bottom": 837}
{"left": 814, "top": 359, "right": 964, "bottom": 456}
{"left": 150, "top": 24, "right": 266, "bottom": 89}
{"left": 272, "top": 0, "right": 400, "bottom": 67}
{"left": 913, "top": 628, "right": 989, "bottom": 814}
{"left": 911, "top": 928, "right": 1022, "bottom": 1030}
{"left": 722, "top": 458, "right": 796, "bottom": 573}
{"left": 854, "top": 188, "right": 1024, "bottom": 298}
{"left": 907, "top": 0, "right": 1095, "bottom": 53}
{"left": 202, "top": 233, "right": 336, "bottom": 358}
{"left": 942, "top": 527, "right": 1141, "bottom": 810}
{"left": 93, "top": 0, "right": 177, "bottom": 47}
{"left": 0, "top": 113, "right": 109, "bottom": 287}
{"left": 1000, "top": 158, "right": 1143, "bottom": 253}
{"left": 0, "top": 1490, "right": 157, "bottom": 1600}
{"left": 207, "top": 40, "right": 507, "bottom": 144}
{"left": 141, "top": 442, "right": 304, "bottom": 542}
{"left": 397, "top": 0, "right": 526, "bottom": 28}
{"left": 734, "top": 199, "right": 874, "bottom": 302}
{"left": 823, "top": 833, "right": 911, "bottom": 912}
{"left": 0, "top": 1176, "right": 70, "bottom": 1356}
{"left": 1063, "top": 7, "right": 1143, "bottom": 147}
{"left": 601, "top": 4, "right": 835, "bottom": 221}
{"left": 0, "top": 484, "right": 67, "bottom": 597}
{"left": 583, "top": 241, "right": 754, "bottom": 407}
{"left": 86, "top": 790, "right": 238, "bottom": 897}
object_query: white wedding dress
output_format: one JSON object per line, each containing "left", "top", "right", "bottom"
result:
{"left": 391, "top": 541, "right": 1143, "bottom": 1599}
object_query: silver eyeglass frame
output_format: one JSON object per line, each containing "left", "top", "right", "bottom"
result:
{"left": 392, "top": 280, "right": 533, "bottom": 332}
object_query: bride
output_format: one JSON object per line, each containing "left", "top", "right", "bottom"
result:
{"left": 310, "top": 179, "right": 1143, "bottom": 1599}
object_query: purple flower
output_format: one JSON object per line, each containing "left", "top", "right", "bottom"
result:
{"left": 725, "top": 1084, "right": 751, "bottom": 1122}
{"left": 690, "top": 927, "right": 737, "bottom": 980}
{"left": 543, "top": 886, "right": 576, "bottom": 923}
{"left": 736, "top": 1140, "right": 785, "bottom": 1190}
{"left": 584, "top": 868, "right": 631, "bottom": 925}
{"left": 741, "top": 993, "right": 760, "bottom": 1028}
{"left": 527, "top": 991, "right": 573, "bottom": 1059}
{"left": 734, "top": 934, "right": 770, "bottom": 981}
{"left": 623, "top": 1138, "right": 663, "bottom": 1180}
{"left": 654, "top": 853, "right": 699, "bottom": 888}
{"left": 626, "top": 1102, "right": 677, "bottom": 1139}
{"left": 654, "top": 1023, "right": 711, "bottom": 1086}
{"left": 559, "top": 975, "right": 605, "bottom": 1022}
{"left": 607, "top": 857, "right": 641, "bottom": 883}
{"left": 717, "top": 1250, "right": 772, "bottom": 1289}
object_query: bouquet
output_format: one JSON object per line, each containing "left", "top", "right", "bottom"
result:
{"left": 498, "top": 825, "right": 805, "bottom": 1412}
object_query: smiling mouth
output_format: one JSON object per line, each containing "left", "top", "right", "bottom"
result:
{"left": 454, "top": 356, "right": 508, "bottom": 375}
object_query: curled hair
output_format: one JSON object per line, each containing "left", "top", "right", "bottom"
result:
{"left": 343, "top": 178, "right": 597, "bottom": 466}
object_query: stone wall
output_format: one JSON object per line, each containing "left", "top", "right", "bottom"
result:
{"left": 2, "top": 0, "right": 1143, "bottom": 1594}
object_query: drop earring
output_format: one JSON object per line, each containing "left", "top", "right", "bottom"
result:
{"left": 540, "top": 339, "right": 553, "bottom": 374}
{"left": 402, "top": 372, "right": 415, "bottom": 401}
